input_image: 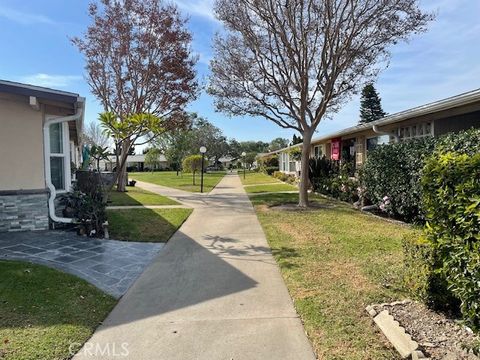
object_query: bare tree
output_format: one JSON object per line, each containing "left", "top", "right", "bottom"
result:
{"left": 83, "top": 121, "right": 110, "bottom": 148}
{"left": 209, "top": 0, "right": 433, "bottom": 206}
{"left": 72, "top": 0, "right": 198, "bottom": 191}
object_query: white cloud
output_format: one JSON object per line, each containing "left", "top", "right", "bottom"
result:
{"left": 19, "top": 74, "right": 82, "bottom": 88}
{"left": 0, "top": 5, "right": 54, "bottom": 25}
{"left": 173, "top": 0, "right": 218, "bottom": 22}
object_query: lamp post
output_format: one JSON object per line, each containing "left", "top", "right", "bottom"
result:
{"left": 241, "top": 151, "right": 246, "bottom": 179}
{"left": 200, "top": 146, "right": 207, "bottom": 193}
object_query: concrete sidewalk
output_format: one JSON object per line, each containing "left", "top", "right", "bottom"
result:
{"left": 74, "top": 174, "right": 315, "bottom": 360}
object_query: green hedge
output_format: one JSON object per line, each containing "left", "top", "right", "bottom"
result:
{"left": 421, "top": 152, "right": 480, "bottom": 330}
{"left": 402, "top": 231, "right": 459, "bottom": 312}
{"left": 434, "top": 127, "right": 480, "bottom": 155}
{"left": 309, "top": 157, "right": 359, "bottom": 203}
{"left": 361, "top": 128, "right": 480, "bottom": 222}
{"left": 360, "top": 137, "right": 436, "bottom": 222}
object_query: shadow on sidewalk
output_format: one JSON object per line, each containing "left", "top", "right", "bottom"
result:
{"left": 99, "top": 230, "right": 258, "bottom": 327}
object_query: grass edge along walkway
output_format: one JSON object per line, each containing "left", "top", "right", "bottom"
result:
{"left": 249, "top": 192, "right": 413, "bottom": 359}
{"left": 0, "top": 260, "right": 116, "bottom": 360}
{"left": 130, "top": 171, "right": 225, "bottom": 193}
{"left": 107, "top": 207, "right": 192, "bottom": 242}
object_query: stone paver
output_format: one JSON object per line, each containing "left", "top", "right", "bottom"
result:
{"left": 0, "top": 230, "right": 163, "bottom": 298}
{"left": 74, "top": 174, "right": 315, "bottom": 359}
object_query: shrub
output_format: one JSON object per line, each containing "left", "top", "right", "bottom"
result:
{"left": 273, "top": 171, "right": 296, "bottom": 184}
{"left": 361, "top": 128, "right": 480, "bottom": 222}
{"left": 435, "top": 127, "right": 480, "bottom": 155}
{"left": 309, "top": 157, "right": 358, "bottom": 203}
{"left": 360, "top": 137, "right": 436, "bottom": 222}
{"left": 61, "top": 172, "right": 107, "bottom": 237}
{"left": 422, "top": 152, "right": 480, "bottom": 330}
{"left": 258, "top": 154, "right": 279, "bottom": 169}
{"left": 402, "top": 231, "right": 458, "bottom": 311}
{"left": 264, "top": 166, "right": 277, "bottom": 175}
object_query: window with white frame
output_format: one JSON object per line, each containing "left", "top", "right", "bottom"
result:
{"left": 395, "top": 122, "right": 433, "bottom": 140}
{"left": 48, "top": 122, "right": 71, "bottom": 192}
{"left": 281, "top": 152, "right": 289, "bottom": 172}
{"left": 313, "top": 144, "right": 325, "bottom": 158}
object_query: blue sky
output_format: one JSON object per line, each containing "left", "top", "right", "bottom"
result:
{"left": 0, "top": 0, "right": 478, "bottom": 143}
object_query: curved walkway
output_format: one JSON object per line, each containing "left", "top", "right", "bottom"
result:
{"left": 74, "top": 174, "right": 315, "bottom": 359}
{"left": 0, "top": 230, "right": 162, "bottom": 298}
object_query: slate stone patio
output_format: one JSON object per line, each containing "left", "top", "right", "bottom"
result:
{"left": 0, "top": 230, "right": 164, "bottom": 298}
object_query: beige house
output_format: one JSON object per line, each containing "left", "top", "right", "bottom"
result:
{"left": 272, "top": 88, "right": 480, "bottom": 176}
{"left": 0, "top": 80, "right": 85, "bottom": 232}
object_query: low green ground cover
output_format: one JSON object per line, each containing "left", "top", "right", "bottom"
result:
{"left": 250, "top": 192, "right": 413, "bottom": 359}
{"left": 245, "top": 183, "right": 297, "bottom": 193}
{"left": 130, "top": 171, "right": 225, "bottom": 192}
{"left": 0, "top": 261, "right": 116, "bottom": 360}
{"left": 239, "top": 171, "right": 281, "bottom": 185}
{"left": 108, "top": 186, "right": 178, "bottom": 206}
{"left": 107, "top": 208, "right": 192, "bottom": 242}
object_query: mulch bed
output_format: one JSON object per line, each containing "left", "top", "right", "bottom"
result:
{"left": 373, "top": 302, "right": 479, "bottom": 359}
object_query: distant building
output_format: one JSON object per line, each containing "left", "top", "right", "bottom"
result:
{"left": 267, "top": 88, "right": 480, "bottom": 176}
{"left": 99, "top": 154, "right": 168, "bottom": 172}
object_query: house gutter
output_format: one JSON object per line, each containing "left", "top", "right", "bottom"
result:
{"left": 43, "top": 106, "right": 83, "bottom": 224}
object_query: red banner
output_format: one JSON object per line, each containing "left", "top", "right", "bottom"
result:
{"left": 331, "top": 138, "right": 341, "bottom": 160}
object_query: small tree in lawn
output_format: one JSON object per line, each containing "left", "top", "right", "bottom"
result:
{"left": 72, "top": 0, "right": 197, "bottom": 192}
{"left": 145, "top": 148, "right": 162, "bottom": 171}
{"left": 182, "top": 155, "right": 205, "bottom": 185}
{"left": 359, "top": 84, "right": 386, "bottom": 124}
{"left": 244, "top": 152, "right": 257, "bottom": 170}
{"left": 209, "top": 0, "right": 433, "bottom": 207}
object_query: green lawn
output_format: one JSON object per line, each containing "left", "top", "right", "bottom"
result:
{"left": 130, "top": 171, "right": 225, "bottom": 192}
{"left": 239, "top": 171, "right": 281, "bottom": 185}
{"left": 108, "top": 186, "right": 178, "bottom": 206}
{"left": 250, "top": 193, "right": 413, "bottom": 359}
{"left": 107, "top": 208, "right": 192, "bottom": 242}
{"left": 245, "top": 183, "right": 298, "bottom": 193}
{"left": 0, "top": 260, "right": 116, "bottom": 360}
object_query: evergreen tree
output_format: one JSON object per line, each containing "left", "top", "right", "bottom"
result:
{"left": 291, "top": 134, "right": 302, "bottom": 145}
{"left": 359, "top": 84, "right": 386, "bottom": 124}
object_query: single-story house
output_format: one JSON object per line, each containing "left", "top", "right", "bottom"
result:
{"left": 270, "top": 88, "right": 480, "bottom": 176}
{"left": 0, "top": 80, "right": 85, "bottom": 232}
{"left": 99, "top": 154, "right": 169, "bottom": 172}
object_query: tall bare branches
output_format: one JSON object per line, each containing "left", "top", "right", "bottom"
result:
{"left": 209, "top": 0, "right": 433, "bottom": 206}
{"left": 72, "top": 0, "right": 198, "bottom": 190}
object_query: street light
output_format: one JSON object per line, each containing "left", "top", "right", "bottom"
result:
{"left": 241, "top": 151, "right": 246, "bottom": 179}
{"left": 200, "top": 146, "right": 207, "bottom": 193}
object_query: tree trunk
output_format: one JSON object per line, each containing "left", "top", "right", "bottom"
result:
{"left": 298, "top": 130, "right": 313, "bottom": 207}
{"left": 193, "top": 170, "right": 196, "bottom": 185}
{"left": 116, "top": 141, "right": 130, "bottom": 192}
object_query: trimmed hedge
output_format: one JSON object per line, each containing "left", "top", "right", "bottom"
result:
{"left": 361, "top": 128, "right": 480, "bottom": 222}
{"left": 264, "top": 166, "right": 278, "bottom": 175}
{"left": 360, "top": 137, "right": 436, "bottom": 222}
{"left": 309, "top": 157, "right": 359, "bottom": 203}
{"left": 435, "top": 127, "right": 480, "bottom": 155}
{"left": 273, "top": 171, "right": 296, "bottom": 184}
{"left": 421, "top": 152, "right": 480, "bottom": 330}
{"left": 402, "top": 231, "right": 459, "bottom": 312}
